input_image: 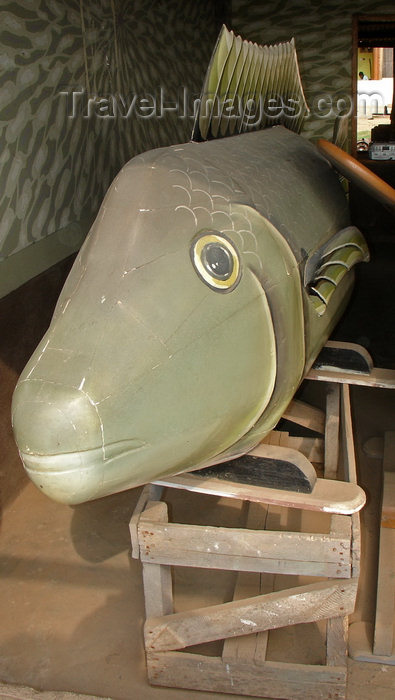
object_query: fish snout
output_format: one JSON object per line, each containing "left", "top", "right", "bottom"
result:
{"left": 12, "top": 380, "right": 103, "bottom": 458}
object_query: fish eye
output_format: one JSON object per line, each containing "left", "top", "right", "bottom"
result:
{"left": 191, "top": 232, "right": 241, "bottom": 292}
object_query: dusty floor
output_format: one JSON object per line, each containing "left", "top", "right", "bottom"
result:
{"left": 1, "top": 240, "right": 395, "bottom": 699}
{"left": 2, "top": 388, "right": 395, "bottom": 700}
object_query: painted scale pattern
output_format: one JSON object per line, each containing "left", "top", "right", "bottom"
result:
{"left": 0, "top": 0, "right": 223, "bottom": 260}
{"left": 130, "top": 127, "right": 348, "bottom": 264}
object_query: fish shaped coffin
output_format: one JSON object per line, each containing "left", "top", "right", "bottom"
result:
{"left": 12, "top": 127, "right": 369, "bottom": 504}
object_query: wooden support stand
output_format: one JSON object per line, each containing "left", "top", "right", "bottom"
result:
{"left": 311, "top": 342, "right": 395, "bottom": 666}
{"left": 130, "top": 376, "right": 363, "bottom": 699}
{"left": 349, "top": 431, "right": 395, "bottom": 664}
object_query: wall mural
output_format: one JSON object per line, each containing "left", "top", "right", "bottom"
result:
{"left": 0, "top": 0, "right": 222, "bottom": 261}
{"left": 2, "top": 0, "right": 394, "bottom": 266}
{"left": 232, "top": 0, "right": 395, "bottom": 144}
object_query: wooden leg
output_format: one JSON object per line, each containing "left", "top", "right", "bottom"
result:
{"left": 340, "top": 384, "right": 357, "bottom": 484}
{"left": 324, "top": 384, "right": 340, "bottom": 479}
{"left": 373, "top": 465, "right": 395, "bottom": 656}
{"left": 326, "top": 616, "right": 348, "bottom": 665}
{"left": 130, "top": 485, "right": 164, "bottom": 558}
{"left": 139, "top": 501, "right": 173, "bottom": 618}
{"left": 283, "top": 399, "right": 325, "bottom": 434}
{"left": 222, "top": 501, "right": 274, "bottom": 665}
{"left": 142, "top": 562, "right": 173, "bottom": 618}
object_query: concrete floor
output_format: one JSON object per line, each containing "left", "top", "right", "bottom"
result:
{"left": 1, "top": 238, "right": 395, "bottom": 699}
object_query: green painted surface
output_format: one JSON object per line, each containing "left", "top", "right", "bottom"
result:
{"left": 12, "top": 127, "right": 368, "bottom": 504}
{"left": 193, "top": 25, "right": 308, "bottom": 141}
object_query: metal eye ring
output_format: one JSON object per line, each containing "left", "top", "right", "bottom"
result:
{"left": 190, "top": 231, "right": 241, "bottom": 292}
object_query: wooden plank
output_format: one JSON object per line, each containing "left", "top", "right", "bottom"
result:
{"left": 222, "top": 570, "right": 275, "bottom": 663}
{"left": 264, "top": 430, "right": 281, "bottom": 446}
{"left": 349, "top": 620, "right": 395, "bottom": 664}
{"left": 330, "top": 513, "right": 351, "bottom": 539}
{"left": 315, "top": 340, "right": 374, "bottom": 374}
{"left": 282, "top": 399, "right": 325, "bottom": 434}
{"left": 154, "top": 473, "right": 366, "bottom": 515}
{"left": 249, "top": 574, "right": 274, "bottom": 664}
{"left": 340, "top": 384, "right": 357, "bottom": 485}
{"left": 252, "top": 506, "right": 279, "bottom": 665}
{"left": 146, "top": 651, "right": 347, "bottom": 700}
{"left": 381, "top": 472, "right": 395, "bottom": 528}
{"left": 222, "top": 502, "right": 273, "bottom": 665}
{"left": 351, "top": 512, "right": 361, "bottom": 579}
{"left": 307, "top": 365, "right": 395, "bottom": 389}
{"left": 144, "top": 578, "right": 357, "bottom": 652}
{"left": 247, "top": 442, "right": 317, "bottom": 490}
{"left": 129, "top": 484, "right": 163, "bottom": 558}
{"left": 326, "top": 616, "right": 348, "bottom": 666}
{"left": 140, "top": 501, "right": 173, "bottom": 618}
{"left": 262, "top": 430, "right": 324, "bottom": 463}
{"left": 324, "top": 384, "right": 340, "bottom": 479}
{"left": 330, "top": 513, "right": 355, "bottom": 582}
{"left": 142, "top": 562, "right": 173, "bottom": 618}
{"left": 373, "top": 524, "right": 395, "bottom": 656}
{"left": 138, "top": 520, "right": 351, "bottom": 577}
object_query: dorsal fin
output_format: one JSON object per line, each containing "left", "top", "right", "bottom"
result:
{"left": 192, "top": 24, "right": 309, "bottom": 142}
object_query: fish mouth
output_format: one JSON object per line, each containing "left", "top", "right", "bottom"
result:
{"left": 19, "top": 439, "right": 147, "bottom": 505}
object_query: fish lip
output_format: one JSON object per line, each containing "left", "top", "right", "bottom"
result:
{"left": 19, "top": 438, "right": 147, "bottom": 473}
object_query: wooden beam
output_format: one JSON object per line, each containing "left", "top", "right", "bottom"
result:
{"left": 140, "top": 501, "right": 173, "bottom": 618}
{"left": 262, "top": 430, "right": 324, "bottom": 463}
{"left": 314, "top": 341, "right": 373, "bottom": 375}
{"left": 146, "top": 651, "right": 347, "bottom": 700}
{"left": 340, "top": 384, "right": 357, "bottom": 485}
{"left": 129, "top": 484, "right": 163, "bottom": 558}
{"left": 145, "top": 578, "right": 357, "bottom": 652}
{"left": 330, "top": 513, "right": 352, "bottom": 539}
{"left": 326, "top": 616, "right": 348, "bottom": 666}
{"left": 247, "top": 442, "right": 317, "bottom": 490}
{"left": 221, "top": 569, "right": 274, "bottom": 664}
{"left": 324, "top": 384, "right": 340, "bottom": 479}
{"left": 373, "top": 468, "right": 395, "bottom": 656}
{"left": 282, "top": 399, "right": 325, "bottom": 434}
{"left": 372, "top": 47, "right": 383, "bottom": 80}
{"left": 155, "top": 473, "right": 366, "bottom": 515}
{"left": 138, "top": 519, "right": 351, "bottom": 577}
{"left": 373, "top": 526, "right": 395, "bottom": 656}
{"left": 222, "top": 501, "right": 274, "bottom": 665}
{"left": 351, "top": 512, "right": 361, "bottom": 579}
{"left": 307, "top": 366, "right": 395, "bottom": 389}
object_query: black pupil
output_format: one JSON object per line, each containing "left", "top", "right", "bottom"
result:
{"left": 202, "top": 243, "right": 233, "bottom": 280}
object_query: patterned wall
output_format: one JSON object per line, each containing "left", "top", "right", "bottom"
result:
{"left": 0, "top": 0, "right": 225, "bottom": 261}
{"left": 232, "top": 0, "right": 395, "bottom": 143}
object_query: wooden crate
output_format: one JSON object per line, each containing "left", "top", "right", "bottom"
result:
{"left": 130, "top": 383, "right": 362, "bottom": 700}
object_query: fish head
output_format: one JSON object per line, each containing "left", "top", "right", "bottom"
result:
{"left": 12, "top": 148, "right": 289, "bottom": 504}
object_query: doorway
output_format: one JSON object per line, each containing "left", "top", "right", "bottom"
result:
{"left": 352, "top": 15, "right": 395, "bottom": 156}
